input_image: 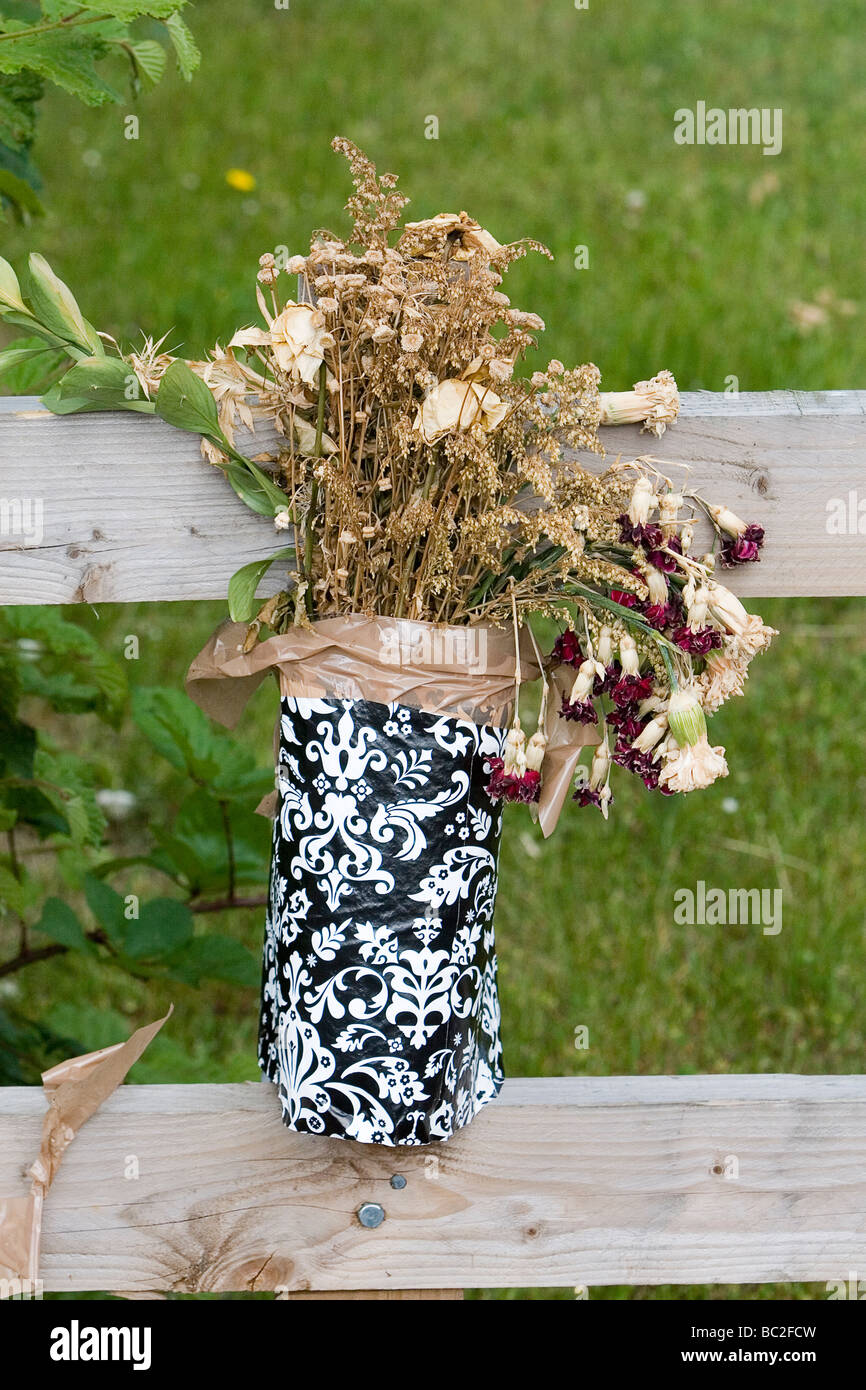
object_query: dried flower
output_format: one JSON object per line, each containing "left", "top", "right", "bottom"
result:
{"left": 599, "top": 369, "right": 679, "bottom": 436}
{"left": 414, "top": 379, "right": 508, "bottom": 444}
{"left": 659, "top": 737, "right": 729, "bottom": 792}
{"left": 401, "top": 211, "right": 502, "bottom": 261}
{"left": 81, "top": 136, "right": 774, "bottom": 827}
{"left": 231, "top": 302, "right": 333, "bottom": 386}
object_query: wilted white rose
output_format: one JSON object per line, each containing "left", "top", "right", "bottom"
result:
{"left": 403, "top": 211, "right": 501, "bottom": 261}
{"left": 231, "top": 302, "right": 333, "bottom": 386}
{"left": 414, "top": 379, "right": 509, "bottom": 444}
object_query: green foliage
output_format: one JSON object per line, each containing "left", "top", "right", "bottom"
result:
{"left": 154, "top": 357, "right": 223, "bottom": 440}
{"left": 0, "top": 1, "right": 199, "bottom": 218}
{"left": 131, "top": 686, "right": 273, "bottom": 801}
{"left": 0, "top": 249, "right": 150, "bottom": 406}
{"left": 56, "top": 353, "right": 154, "bottom": 410}
{"left": 152, "top": 361, "right": 288, "bottom": 516}
{"left": 0, "top": 604, "right": 269, "bottom": 1081}
{"left": 0, "top": 1002, "right": 80, "bottom": 1084}
{"left": 2, "top": 606, "right": 128, "bottom": 722}
{"left": 228, "top": 550, "right": 295, "bottom": 622}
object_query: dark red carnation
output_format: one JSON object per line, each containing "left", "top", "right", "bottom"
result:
{"left": 551, "top": 629, "right": 583, "bottom": 667}
{"left": 719, "top": 525, "right": 764, "bottom": 567}
{"left": 611, "top": 673, "right": 654, "bottom": 707}
{"left": 573, "top": 785, "right": 607, "bottom": 810}
{"left": 559, "top": 694, "right": 599, "bottom": 725}
{"left": 643, "top": 601, "right": 678, "bottom": 630}
{"left": 607, "top": 709, "right": 644, "bottom": 740}
{"left": 647, "top": 538, "right": 681, "bottom": 572}
{"left": 672, "top": 624, "right": 723, "bottom": 654}
{"left": 485, "top": 759, "right": 542, "bottom": 804}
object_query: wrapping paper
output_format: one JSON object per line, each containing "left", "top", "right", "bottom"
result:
{"left": 259, "top": 694, "right": 506, "bottom": 1143}
{"left": 187, "top": 616, "right": 598, "bottom": 836}
{"left": 0, "top": 1009, "right": 171, "bottom": 1286}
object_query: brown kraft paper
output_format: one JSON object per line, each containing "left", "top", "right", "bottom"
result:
{"left": 0, "top": 1008, "right": 171, "bottom": 1288}
{"left": 186, "top": 616, "right": 599, "bottom": 837}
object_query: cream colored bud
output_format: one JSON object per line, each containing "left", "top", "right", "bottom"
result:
{"left": 708, "top": 504, "right": 747, "bottom": 537}
{"left": 570, "top": 658, "right": 597, "bottom": 704}
{"left": 645, "top": 568, "right": 669, "bottom": 605}
{"left": 588, "top": 738, "right": 611, "bottom": 790}
{"left": 633, "top": 714, "right": 668, "bottom": 753}
{"left": 707, "top": 582, "right": 750, "bottom": 636}
{"left": 525, "top": 729, "right": 547, "bottom": 772}
{"left": 503, "top": 720, "right": 527, "bottom": 776}
{"left": 619, "top": 632, "right": 640, "bottom": 676}
{"left": 627, "top": 477, "right": 656, "bottom": 527}
{"left": 687, "top": 584, "right": 710, "bottom": 628}
{"left": 597, "top": 625, "right": 613, "bottom": 666}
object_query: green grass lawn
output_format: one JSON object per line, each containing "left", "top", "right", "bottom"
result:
{"left": 2, "top": 0, "right": 865, "bottom": 1301}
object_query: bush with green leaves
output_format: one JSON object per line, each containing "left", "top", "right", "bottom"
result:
{"left": 0, "top": 0, "right": 199, "bottom": 220}
{"left": 0, "top": 606, "right": 273, "bottom": 1083}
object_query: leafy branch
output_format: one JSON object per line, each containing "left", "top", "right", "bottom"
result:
{"left": 0, "top": 609, "right": 273, "bottom": 1079}
{"left": 0, "top": 1, "right": 200, "bottom": 219}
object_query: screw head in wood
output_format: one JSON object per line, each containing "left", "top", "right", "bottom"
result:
{"left": 389, "top": 1174, "right": 407, "bottom": 1190}
{"left": 357, "top": 1202, "right": 386, "bottom": 1228}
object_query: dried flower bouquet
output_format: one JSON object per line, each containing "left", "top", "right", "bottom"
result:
{"left": 0, "top": 137, "right": 774, "bottom": 822}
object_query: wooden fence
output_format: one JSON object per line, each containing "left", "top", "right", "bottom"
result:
{"left": 1, "top": 390, "right": 865, "bottom": 1296}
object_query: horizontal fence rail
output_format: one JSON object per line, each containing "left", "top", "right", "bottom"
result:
{"left": 2, "top": 1076, "right": 866, "bottom": 1293}
{"left": 2, "top": 387, "right": 865, "bottom": 1295}
{"left": 1, "top": 391, "right": 865, "bottom": 604}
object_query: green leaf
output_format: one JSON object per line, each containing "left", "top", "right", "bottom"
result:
{"left": 0, "top": 166, "right": 44, "bottom": 217}
{"left": 223, "top": 461, "right": 280, "bottom": 517}
{"left": 164, "top": 11, "right": 200, "bottom": 80}
{"left": 228, "top": 549, "right": 295, "bottom": 622}
{"left": 238, "top": 455, "right": 290, "bottom": 513}
{"left": 31, "top": 749, "right": 106, "bottom": 847}
{"left": 127, "top": 39, "right": 166, "bottom": 85}
{"left": 151, "top": 789, "right": 271, "bottom": 895}
{"left": 0, "top": 340, "right": 58, "bottom": 377}
{"left": 155, "top": 358, "right": 224, "bottom": 442}
{"left": 0, "top": 30, "right": 122, "bottom": 109}
{"left": 0, "top": 252, "right": 28, "bottom": 312}
{"left": 83, "top": 872, "right": 126, "bottom": 945}
{"left": 163, "top": 933, "right": 260, "bottom": 987}
{"left": 123, "top": 897, "right": 193, "bottom": 959}
{"left": 42, "top": 379, "right": 155, "bottom": 415}
{"left": 0, "top": 864, "right": 39, "bottom": 918}
{"left": 32, "top": 896, "right": 93, "bottom": 952}
{"left": 131, "top": 687, "right": 273, "bottom": 800}
{"left": 4, "top": 607, "right": 128, "bottom": 724}
{"left": 0, "top": 70, "right": 43, "bottom": 154}
{"left": 57, "top": 353, "right": 144, "bottom": 407}
{"left": 75, "top": 0, "right": 186, "bottom": 17}
{"left": 24, "top": 252, "right": 103, "bottom": 354}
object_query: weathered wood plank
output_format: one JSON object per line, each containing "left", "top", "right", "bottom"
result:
{"left": 2, "top": 1075, "right": 865, "bottom": 1292}
{"left": 1, "top": 392, "right": 864, "bottom": 604}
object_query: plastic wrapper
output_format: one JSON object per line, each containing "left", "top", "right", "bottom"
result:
{"left": 0, "top": 1010, "right": 170, "bottom": 1286}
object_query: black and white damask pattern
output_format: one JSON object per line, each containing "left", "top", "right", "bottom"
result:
{"left": 258, "top": 694, "right": 507, "bottom": 1145}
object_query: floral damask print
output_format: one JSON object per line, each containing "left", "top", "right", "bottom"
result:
{"left": 258, "top": 695, "right": 507, "bottom": 1145}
